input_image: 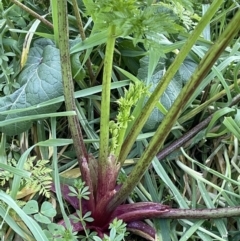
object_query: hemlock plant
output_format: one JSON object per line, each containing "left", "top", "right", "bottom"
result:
{"left": 0, "top": 0, "right": 240, "bottom": 240}
{"left": 55, "top": 0, "right": 240, "bottom": 240}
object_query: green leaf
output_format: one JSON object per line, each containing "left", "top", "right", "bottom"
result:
{"left": 70, "top": 30, "right": 108, "bottom": 54}
{"left": 84, "top": 217, "right": 94, "bottom": 222}
{"left": 0, "top": 39, "right": 63, "bottom": 135}
{"left": 0, "top": 80, "right": 129, "bottom": 117}
{"left": 71, "top": 52, "right": 86, "bottom": 81}
{"left": 47, "top": 223, "right": 65, "bottom": 234}
{"left": 138, "top": 56, "right": 197, "bottom": 131}
{"left": 40, "top": 201, "right": 57, "bottom": 218}
{"left": 68, "top": 186, "right": 78, "bottom": 195}
{"left": 0, "top": 191, "right": 49, "bottom": 240}
{"left": 23, "top": 200, "right": 39, "bottom": 214}
{"left": 223, "top": 116, "right": 240, "bottom": 140}
{"left": 178, "top": 57, "right": 198, "bottom": 85}
{"left": 0, "top": 206, "right": 29, "bottom": 239}
{"left": 34, "top": 213, "right": 51, "bottom": 224}
{"left": 234, "top": 109, "right": 240, "bottom": 127}
{"left": 118, "top": 40, "right": 145, "bottom": 57}
{"left": 83, "top": 211, "right": 92, "bottom": 219}
{"left": 138, "top": 56, "right": 181, "bottom": 131}
{"left": 92, "top": 237, "right": 102, "bottom": 241}
{"left": 0, "top": 162, "right": 31, "bottom": 178}
{"left": 44, "top": 223, "right": 65, "bottom": 240}
{"left": 110, "top": 228, "right": 116, "bottom": 239}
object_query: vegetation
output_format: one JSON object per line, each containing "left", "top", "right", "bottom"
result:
{"left": 0, "top": 0, "right": 240, "bottom": 240}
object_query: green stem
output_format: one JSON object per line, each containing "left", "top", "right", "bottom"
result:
{"left": 0, "top": 134, "right": 7, "bottom": 165}
{"left": 114, "top": 123, "right": 127, "bottom": 159}
{"left": 98, "top": 25, "right": 116, "bottom": 174}
{"left": 118, "top": 0, "right": 223, "bottom": 165}
{"left": 72, "top": 0, "right": 86, "bottom": 40}
{"left": 108, "top": 8, "right": 240, "bottom": 212}
{"left": 57, "top": 0, "right": 94, "bottom": 211}
{"left": 51, "top": 0, "right": 59, "bottom": 45}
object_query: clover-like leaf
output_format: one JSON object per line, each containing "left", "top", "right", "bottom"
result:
{"left": 44, "top": 223, "right": 65, "bottom": 240}
{"left": 34, "top": 213, "right": 51, "bottom": 224}
{"left": 0, "top": 39, "right": 63, "bottom": 135}
{"left": 40, "top": 201, "right": 57, "bottom": 218}
{"left": 23, "top": 200, "right": 39, "bottom": 214}
{"left": 47, "top": 223, "right": 65, "bottom": 234}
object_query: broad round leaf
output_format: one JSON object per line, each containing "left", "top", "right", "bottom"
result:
{"left": 47, "top": 223, "right": 65, "bottom": 234}
{"left": 22, "top": 200, "right": 39, "bottom": 214}
{"left": 0, "top": 39, "right": 63, "bottom": 135}
{"left": 138, "top": 56, "right": 197, "bottom": 131}
{"left": 34, "top": 213, "right": 51, "bottom": 224}
{"left": 40, "top": 201, "right": 57, "bottom": 218}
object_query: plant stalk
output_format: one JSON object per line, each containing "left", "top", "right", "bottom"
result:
{"left": 118, "top": 0, "right": 223, "bottom": 165}
{"left": 57, "top": 0, "right": 94, "bottom": 212}
{"left": 51, "top": 0, "right": 59, "bottom": 46}
{"left": 98, "top": 25, "right": 116, "bottom": 188}
{"left": 159, "top": 206, "right": 240, "bottom": 219}
{"left": 108, "top": 9, "right": 240, "bottom": 211}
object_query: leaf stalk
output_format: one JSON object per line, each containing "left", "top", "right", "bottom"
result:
{"left": 98, "top": 25, "right": 116, "bottom": 187}
{"left": 160, "top": 206, "right": 240, "bottom": 219}
{"left": 56, "top": 0, "right": 94, "bottom": 212}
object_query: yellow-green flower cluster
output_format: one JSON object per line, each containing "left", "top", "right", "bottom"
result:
{"left": 109, "top": 82, "right": 149, "bottom": 157}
